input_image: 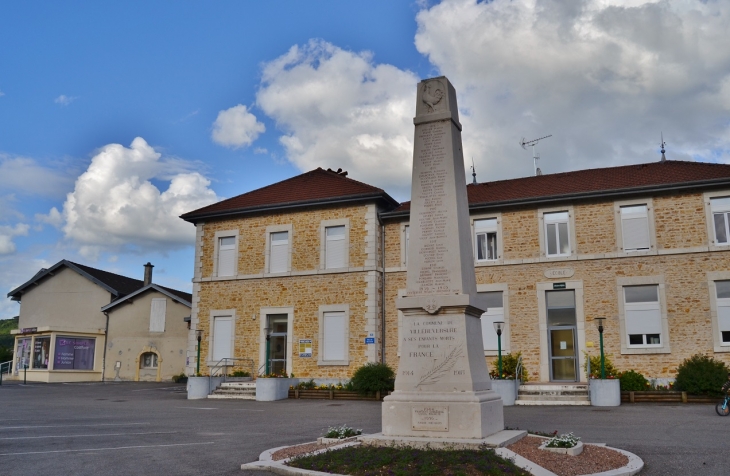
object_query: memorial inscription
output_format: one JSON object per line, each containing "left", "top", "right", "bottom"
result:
{"left": 412, "top": 406, "right": 449, "bottom": 431}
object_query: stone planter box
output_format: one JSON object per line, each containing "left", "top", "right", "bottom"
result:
{"left": 256, "top": 377, "right": 298, "bottom": 401}
{"left": 539, "top": 441, "right": 584, "bottom": 456}
{"left": 187, "top": 376, "right": 224, "bottom": 399}
{"left": 316, "top": 436, "right": 359, "bottom": 445}
{"left": 590, "top": 379, "right": 621, "bottom": 406}
{"left": 490, "top": 379, "right": 518, "bottom": 406}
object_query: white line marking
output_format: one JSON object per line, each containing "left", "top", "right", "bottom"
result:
{"left": 173, "top": 407, "right": 217, "bottom": 410}
{"left": 0, "top": 422, "right": 149, "bottom": 430}
{"left": 0, "top": 431, "right": 176, "bottom": 440}
{"left": 0, "top": 441, "right": 216, "bottom": 456}
{"left": 131, "top": 386, "right": 182, "bottom": 391}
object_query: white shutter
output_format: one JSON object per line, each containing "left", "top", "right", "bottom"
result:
{"left": 718, "top": 301, "right": 730, "bottom": 332}
{"left": 481, "top": 309, "right": 504, "bottom": 351}
{"left": 149, "top": 298, "right": 166, "bottom": 332}
{"left": 325, "top": 226, "right": 346, "bottom": 269}
{"left": 270, "top": 232, "right": 288, "bottom": 273}
{"left": 323, "top": 311, "right": 346, "bottom": 361}
{"left": 217, "top": 237, "right": 236, "bottom": 276}
{"left": 213, "top": 317, "right": 233, "bottom": 361}
{"left": 625, "top": 303, "right": 662, "bottom": 335}
{"left": 621, "top": 206, "right": 650, "bottom": 251}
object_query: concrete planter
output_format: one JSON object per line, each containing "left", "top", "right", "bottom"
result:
{"left": 187, "top": 376, "right": 224, "bottom": 399}
{"left": 256, "top": 377, "right": 298, "bottom": 401}
{"left": 491, "top": 379, "right": 518, "bottom": 406}
{"left": 539, "top": 440, "right": 584, "bottom": 456}
{"left": 590, "top": 378, "right": 621, "bottom": 406}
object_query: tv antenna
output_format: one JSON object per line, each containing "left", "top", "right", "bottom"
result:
{"left": 470, "top": 157, "right": 477, "bottom": 185}
{"left": 660, "top": 132, "right": 666, "bottom": 162}
{"left": 520, "top": 134, "right": 552, "bottom": 176}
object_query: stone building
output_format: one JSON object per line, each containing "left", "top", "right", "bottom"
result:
{"left": 182, "top": 160, "right": 730, "bottom": 383}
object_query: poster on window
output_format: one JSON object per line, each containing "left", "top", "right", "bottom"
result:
{"left": 54, "top": 337, "right": 95, "bottom": 370}
{"left": 16, "top": 338, "right": 31, "bottom": 371}
{"left": 33, "top": 336, "right": 50, "bottom": 369}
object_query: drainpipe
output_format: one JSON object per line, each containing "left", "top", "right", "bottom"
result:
{"left": 378, "top": 213, "right": 386, "bottom": 364}
{"left": 102, "top": 311, "right": 110, "bottom": 382}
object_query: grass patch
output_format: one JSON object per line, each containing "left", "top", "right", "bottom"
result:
{"left": 288, "top": 444, "right": 530, "bottom": 476}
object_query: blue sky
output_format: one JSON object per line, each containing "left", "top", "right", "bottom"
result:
{"left": 1, "top": 0, "right": 729, "bottom": 319}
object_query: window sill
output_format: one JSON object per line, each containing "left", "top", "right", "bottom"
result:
{"left": 621, "top": 346, "right": 671, "bottom": 355}
{"left": 317, "top": 360, "right": 350, "bottom": 366}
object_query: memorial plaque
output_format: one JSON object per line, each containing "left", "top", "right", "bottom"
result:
{"left": 412, "top": 406, "right": 449, "bottom": 431}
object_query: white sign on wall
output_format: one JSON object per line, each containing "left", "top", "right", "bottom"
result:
{"left": 544, "top": 268, "right": 575, "bottom": 279}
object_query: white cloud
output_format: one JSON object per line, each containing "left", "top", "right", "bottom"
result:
{"left": 35, "top": 207, "right": 63, "bottom": 228}
{"left": 254, "top": 147, "right": 268, "bottom": 155}
{"left": 61, "top": 137, "right": 219, "bottom": 256}
{"left": 211, "top": 104, "right": 265, "bottom": 149}
{"left": 54, "top": 94, "right": 78, "bottom": 106}
{"left": 256, "top": 39, "right": 419, "bottom": 197}
{"left": 0, "top": 155, "right": 76, "bottom": 199}
{"left": 0, "top": 223, "right": 30, "bottom": 255}
{"left": 0, "top": 90, "right": 5, "bottom": 97}
{"left": 413, "top": 0, "right": 730, "bottom": 179}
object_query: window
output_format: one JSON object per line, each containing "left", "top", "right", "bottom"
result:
{"left": 269, "top": 231, "right": 289, "bottom": 273}
{"left": 32, "top": 336, "right": 50, "bottom": 369}
{"left": 479, "top": 291, "right": 504, "bottom": 351}
{"left": 475, "top": 219, "right": 498, "bottom": 261}
{"left": 140, "top": 352, "right": 158, "bottom": 368}
{"left": 715, "top": 281, "right": 730, "bottom": 345}
{"left": 620, "top": 205, "right": 650, "bottom": 252}
{"left": 322, "top": 311, "right": 346, "bottom": 361}
{"left": 544, "top": 212, "right": 571, "bottom": 257}
{"left": 217, "top": 236, "right": 236, "bottom": 276}
{"left": 54, "top": 337, "right": 96, "bottom": 370}
{"left": 325, "top": 225, "right": 346, "bottom": 269}
{"left": 149, "top": 298, "right": 166, "bottom": 332}
{"left": 711, "top": 197, "right": 730, "bottom": 245}
{"left": 212, "top": 316, "right": 233, "bottom": 361}
{"left": 624, "top": 285, "right": 662, "bottom": 347}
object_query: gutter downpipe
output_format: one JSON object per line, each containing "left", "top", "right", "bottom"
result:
{"left": 378, "top": 213, "right": 386, "bottom": 364}
{"left": 102, "top": 310, "right": 110, "bottom": 383}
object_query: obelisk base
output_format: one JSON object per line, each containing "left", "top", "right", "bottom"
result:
{"left": 382, "top": 390, "right": 504, "bottom": 439}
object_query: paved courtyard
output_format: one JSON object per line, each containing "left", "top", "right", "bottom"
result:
{"left": 0, "top": 381, "right": 727, "bottom": 475}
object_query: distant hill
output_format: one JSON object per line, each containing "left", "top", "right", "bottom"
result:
{"left": 0, "top": 317, "right": 18, "bottom": 348}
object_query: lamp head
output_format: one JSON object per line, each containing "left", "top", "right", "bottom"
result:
{"left": 594, "top": 317, "right": 606, "bottom": 332}
{"left": 493, "top": 321, "right": 505, "bottom": 336}
{"left": 195, "top": 329, "right": 203, "bottom": 340}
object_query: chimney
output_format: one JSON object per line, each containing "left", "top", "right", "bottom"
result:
{"left": 143, "top": 262, "right": 154, "bottom": 286}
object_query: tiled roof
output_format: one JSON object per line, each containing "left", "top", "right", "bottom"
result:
{"left": 388, "top": 160, "right": 730, "bottom": 215}
{"left": 181, "top": 167, "right": 399, "bottom": 222}
{"left": 70, "top": 261, "right": 143, "bottom": 296}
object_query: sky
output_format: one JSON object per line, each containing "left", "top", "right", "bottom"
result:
{"left": 0, "top": 0, "right": 728, "bottom": 320}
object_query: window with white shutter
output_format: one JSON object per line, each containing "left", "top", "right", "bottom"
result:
{"left": 475, "top": 218, "right": 498, "bottom": 261}
{"left": 711, "top": 197, "right": 730, "bottom": 245}
{"left": 479, "top": 291, "right": 504, "bottom": 351}
{"left": 212, "top": 316, "right": 233, "bottom": 361}
{"left": 269, "top": 231, "right": 289, "bottom": 273}
{"left": 716, "top": 281, "right": 730, "bottom": 345}
{"left": 149, "top": 298, "right": 166, "bottom": 332}
{"left": 621, "top": 205, "right": 650, "bottom": 252}
{"left": 217, "top": 236, "right": 236, "bottom": 276}
{"left": 544, "top": 212, "right": 571, "bottom": 257}
{"left": 325, "top": 226, "right": 346, "bottom": 269}
{"left": 624, "top": 285, "right": 662, "bottom": 346}
{"left": 322, "top": 311, "right": 346, "bottom": 361}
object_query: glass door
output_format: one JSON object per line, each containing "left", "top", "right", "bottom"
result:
{"left": 266, "top": 314, "right": 288, "bottom": 376}
{"left": 546, "top": 290, "right": 579, "bottom": 381}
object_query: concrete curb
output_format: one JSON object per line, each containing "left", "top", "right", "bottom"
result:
{"left": 241, "top": 437, "right": 644, "bottom": 476}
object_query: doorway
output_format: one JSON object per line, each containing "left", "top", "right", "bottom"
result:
{"left": 266, "top": 314, "right": 288, "bottom": 375}
{"left": 546, "top": 290, "right": 578, "bottom": 381}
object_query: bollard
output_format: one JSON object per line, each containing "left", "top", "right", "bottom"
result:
{"left": 23, "top": 365, "right": 27, "bottom": 385}
{"left": 0, "top": 368, "right": 3, "bottom": 386}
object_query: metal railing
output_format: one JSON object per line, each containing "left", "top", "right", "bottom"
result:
{"left": 514, "top": 355, "right": 524, "bottom": 393}
{"left": 0, "top": 361, "right": 11, "bottom": 375}
{"left": 209, "top": 357, "right": 255, "bottom": 381}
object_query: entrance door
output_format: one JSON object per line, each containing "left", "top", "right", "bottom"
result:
{"left": 546, "top": 290, "right": 578, "bottom": 381}
{"left": 212, "top": 316, "right": 233, "bottom": 362}
{"left": 266, "top": 314, "right": 288, "bottom": 375}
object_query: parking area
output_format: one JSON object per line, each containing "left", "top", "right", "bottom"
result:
{"left": 1, "top": 381, "right": 729, "bottom": 475}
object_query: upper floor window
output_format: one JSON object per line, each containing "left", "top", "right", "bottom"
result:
{"left": 269, "top": 231, "right": 289, "bottom": 273}
{"left": 474, "top": 219, "right": 498, "bottom": 262}
{"left": 711, "top": 197, "right": 730, "bottom": 245}
{"left": 715, "top": 280, "right": 730, "bottom": 345}
{"left": 325, "top": 225, "right": 346, "bottom": 269}
{"left": 217, "top": 236, "right": 236, "bottom": 276}
{"left": 544, "top": 211, "right": 571, "bottom": 257}
{"left": 624, "top": 285, "right": 662, "bottom": 347}
{"left": 149, "top": 298, "right": 166, "bottom": 332}
{"left": 620, "top": 205, "right": 650, "bottom": 252}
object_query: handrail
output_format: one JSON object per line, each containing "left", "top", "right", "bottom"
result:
{"left": 514, "top": 355, "right": 524, "bottom": 393}
{"left": 0, "top": 361, "right": 12, "bottom": 375}
{"left": 208, "top": 357, "right": 255, "bottom": 381}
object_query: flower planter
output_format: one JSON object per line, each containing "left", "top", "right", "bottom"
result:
{"left": 187, "top": 376, "right": 224, "bottom": 399}
{"left": 256, "top": 377, "right": 298, "bottom": 401}
{"left": 288, "top": 389, "right": 389, "bottom": 400}
{"left": 490, "top": 379, "right": 518, "bottom": 406}
{"left": 539, "top": 440, "right": 584, "bottom": 456}
{"left": 590, "top": 378, "right": 621, "bottom": 406}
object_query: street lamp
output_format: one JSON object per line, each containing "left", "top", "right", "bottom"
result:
{"left": 264, "top": 326, "right": 270, "bottom": 376}
{"left": 195, "top": 329, "right": 203, "bottom": 375}
{"left": 493, "top": 321, "right": 505, "bottom": 379}
{"left": 594, "top": 317, "right": 606, "bottom": 379}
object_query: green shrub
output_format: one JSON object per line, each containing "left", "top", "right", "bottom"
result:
{"left": 0, "top": 345, "right": 12, "bottom": 363}
{"left": 296, "top": 379, "right": 317, "bottom": 390}
{"left": 230, "top": 370, "right": 250, "bottom": 377}
{"left": 171, "top": 372, "right": 187, "bottom": 383}
{"left": 583, "top": 352, "right": 619, "bottom": 378}
{"left": 489, "top": 352, "right": 528, "bottom": 381}
{"left": 350, "top": 362, "right": 395, "bottom": 396}
{"left": 675, "top": 353, "right": 729, "bottom": 396}
{"left": 619, "top": 370, "right": 649, "bottom": 391}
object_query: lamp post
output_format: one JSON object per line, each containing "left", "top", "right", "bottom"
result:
{"left": 595, "top": 318, "right": 606, "bottom": 379}
{"left": 195, "top": 329, "right": 203, "bottom": 375}
{"left": 493, "top": 321, "right": 505, "bottom": 379}
{"left": 264, "top": 326, "right": 270, "bottom": 376}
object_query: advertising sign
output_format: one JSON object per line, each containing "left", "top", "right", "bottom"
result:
{"left": 54, "top": 337, "right": 96, "bottom": 370}
{"left": 33, "top": 336, "right": 50, "bottom": 369}
{"left": 298, "top": 339, "right": 312, "bottom": 358}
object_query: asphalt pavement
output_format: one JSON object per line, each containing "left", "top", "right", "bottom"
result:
{"left": 0, "top": 380, "right": 727, "bottom": 475}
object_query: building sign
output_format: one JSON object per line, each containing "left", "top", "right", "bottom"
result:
{"left": 553, "top": 282, "right": 567, "bottom": 289}
{"left": 20, "top": 327, "right": 37, "bottom": 334}
{"left": 365, "top": 332, "right": 376, "bottom": 344}
{"left": 544, "top": 268, "right": 574, "bottom": 279}
{"left": 298, "top": 339, "right": 312, "bottom": 358}
{"left": 33, "top": 336, "right": 50, "bottom": 369}
{"left": 54, "top": 337, "right": 95, "bottom": 370}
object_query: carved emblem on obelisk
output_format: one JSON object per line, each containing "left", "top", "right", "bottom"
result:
{"left": 421, "top": 79, "right": 445, "bottom": 113}
{"left": 423, "top": 298, "right": 440, "bottom": 314}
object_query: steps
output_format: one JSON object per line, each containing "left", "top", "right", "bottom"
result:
{"left": 515, "top": 383, "right": 590, "bottom": 406}
{"left": 208, "top": 381, "right": 256, "bottom": 400}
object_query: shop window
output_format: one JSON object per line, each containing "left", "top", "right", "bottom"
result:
{"left": 32, "top": 336, "right": 50, "bottom": 369}
{"left": 54, "top": 337, "right": 96, "bottom": 370}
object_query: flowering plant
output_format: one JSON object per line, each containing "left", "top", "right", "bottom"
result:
{"left": 545, "top": 432, "right": 581, "bottom": 449}
{"left": 323, "top": 424, "right": 362, "bottom": 439}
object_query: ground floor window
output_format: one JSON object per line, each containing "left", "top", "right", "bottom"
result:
{"left": 624, "top": 285, "right": 662, "bottom": 347}
{"left": 715, "top": 280, "right": 730, "bottom": 345}
{"left": 33, "top": 336, "right": 50, "bottom": 369}
{"left": 140, "top": 352, "right": 158, "bottom": 369}
{"left": 54, "top": 337, "right": 96, "bottom": 370}
{"left": 16, "top": 338, "right": 31, "bottom": 371}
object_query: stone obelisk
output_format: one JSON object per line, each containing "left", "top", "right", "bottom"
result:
{"left": 382, "top": 77, "right": 504, "bottom": 439}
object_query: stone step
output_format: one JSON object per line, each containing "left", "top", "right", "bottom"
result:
{"left": 208, "top": 393, "right": 256, "bottom": 400}
{"left": 515, "top": 399, "right": 591, "bottom": 406}
{"left": 519, "top": 385, "right": 588, "bottom": 391}
{"left": 518, "top": 390, "right": 589, "bottom": 397}
{"left": 221, "top": 381, "right": 256, "bottom": 388}
{"left": 212, "top": 388, "right": 256, "bottom": 395}
{"left": 518, "top": 394, "right": 590, "bottom": 401}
